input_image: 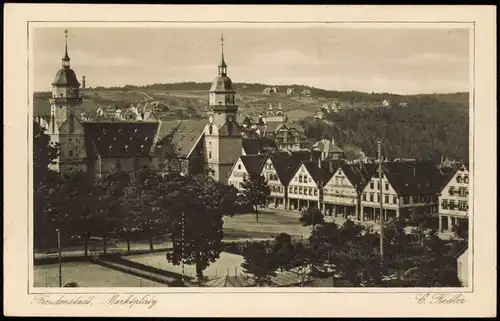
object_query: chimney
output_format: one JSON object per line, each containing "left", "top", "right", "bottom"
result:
{"left": 82, "top": 76, "right": 86, "bottom": 89}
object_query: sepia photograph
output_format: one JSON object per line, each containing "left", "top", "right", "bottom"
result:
{"left": 4, "top": 4, "right": 497, "bottom": 318}
{"left": 32, "top": 24, "right": 471, "bottom": 289}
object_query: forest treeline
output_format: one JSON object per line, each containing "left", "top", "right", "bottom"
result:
{"left": 300, "top": 96, "right": 469, "bottom": 163}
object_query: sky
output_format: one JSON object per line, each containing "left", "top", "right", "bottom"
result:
{"left": 32, "top": 26, "right": 470, "bottom": 94}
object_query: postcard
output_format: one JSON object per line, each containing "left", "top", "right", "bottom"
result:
{"left": 3, "top": 4, "right": 497, "bottom": 317}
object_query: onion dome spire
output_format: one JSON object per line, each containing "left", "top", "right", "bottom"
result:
{"left": 218, "top": 34, "right": 227, "bottom": 76}
{"left": 62, "top": 29, "right": 71, "bottom": 67}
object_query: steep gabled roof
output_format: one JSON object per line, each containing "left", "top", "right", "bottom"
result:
{"left": 302, "top": 161, "right": 334, "bottom": 186}
{"left": 240, "top": 154, "right": 268, "bottom": 177}
{"left": 84, "top": 121, "right": 160, "bottom": 159}
{"left": 341, "top": 163, "right": 378, "bottom": 192}
{"left": 156, "top": 120, "right": 207, "bottom": 157}
{"left": 320, "top": 159, "right": 344, "bottom": 174}
{"left": 382, "top": 161, "right": 445, "bottom": 196}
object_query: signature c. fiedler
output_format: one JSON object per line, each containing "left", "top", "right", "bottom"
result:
{"left": 415, "top": 293, "right": 468, "bottom": 304}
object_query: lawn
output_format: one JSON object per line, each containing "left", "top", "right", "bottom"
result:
{"left": 33, "top": 261, "right": 167, "bottom": 288}
{"left": 223, "top": 208, "right": 312, "bottom": 240}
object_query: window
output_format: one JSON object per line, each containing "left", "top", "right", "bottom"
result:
{"left": 69, "top": 150, "right": 73, "bottom": 157}
{"left": 299, "top": 176, "right": 303, "bottom": 183}
{"left": 441, "top": 200, "right": 448, "bottom": 209}
{"left": 370, "top": 182, "right": 374, "bottom": 189}
{"left": 369, "top": 193, "right": 374, "bottom": 202}
{"left": 294, "top": 187, "right": 298, "bottom": 194}
{"left": 393, "top": 196, "right": 397, "bottom": 204}
{"left": 298, "top": 187, "right": 303, "bottom": 195}
{"left": 376, "top": 182, "right": 380, "bottom": 190}
{"left": 385, "top": 195, "right": 389, "bottom": 203}
{"left": 314, "top": 189, "right": 318, "bottom": 196}
{"left": 456, "top": 175, "right": 462, "bottom": 183}
{"left": 309, "top": 188, "right": 312, "bottom": 196}
{"left": 464, "top": 175, "right": 469, "bottom": 183}
{"left": 237, "top": 164, "right": 241, "bottom": 170}
{"left": 209, "top": 152, "right": 212, "bottom": 159}
{"left": 363, "top": 193, "right": 367, "bottom": 201}
{"left": 385, "top": 182, "right": 389, "bottom": 190}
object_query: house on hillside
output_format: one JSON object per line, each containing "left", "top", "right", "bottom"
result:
{"left": 310, "top": 138, "right": 345, "bottom": 160}
{"left": 301, "top": 89, "right": 312, "bottom": 97}
{"left": 286, "top": 88, "right": 294, "bottom": 95}
{"left": 382, "top": 99, "right": 391, "bottom": 107}
{"left": 314, "top": 108, "right": 325, "bottom": 119}
{"left": 262, "top": 87, "right": 279, "bottom": 94}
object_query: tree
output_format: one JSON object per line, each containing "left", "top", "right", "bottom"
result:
{"left": 51, "top": 170, "right": 100, "bottom": 257}
{"left": 241, "top": 241, "right": 277, "bottom": 286}
{"left": 33, "top": 121, "right": 61, "bottom": 249}
{"left": 96, "top": 170, "right": 131, "bottom": 253}
{"left": 166, "top": 174, "right": 238, "bottom": 281}
{"left": 272, "top": 233, "right": 296, "bottom": 272}
{"left": 119, "top": 167, "right": 168, "bottom": 253}
{"left": 241, "top": 174, "right": 271, "bottom": 223}
{"left": 299, "top": 206, "right": 325, "bottom": 230}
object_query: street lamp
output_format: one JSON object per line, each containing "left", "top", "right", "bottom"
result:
{"left": 56, "top": 228, "right": 62, "bottom": 287}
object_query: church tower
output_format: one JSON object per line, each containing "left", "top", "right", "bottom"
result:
{"left": 204, "top": 34, "right": 243, "bottom": 183}
{"left": 49, "top": 29, "right": 83, "bottom": 123}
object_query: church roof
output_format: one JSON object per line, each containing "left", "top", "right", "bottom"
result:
{"left": 209, "top": 75, "right": 234, "bottom": 92}
{"left": 52, "top": 67, "right": 80, "bottom": 87}
{"left": 218, "top": 121, "right": 243, "bottom": 136}
{"left": 156, "top": 120, "right": 207, "bottom": 158}
{"left": 83, "top": 121, "right": 160, "bottom": 159}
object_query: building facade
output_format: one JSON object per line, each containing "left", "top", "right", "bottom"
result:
{"left": 438, "top": 163, "right": 469, "bottom": 232}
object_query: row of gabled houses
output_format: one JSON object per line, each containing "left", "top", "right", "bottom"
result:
{"left": 228, "top": 151, "right": 470, "bottom": 232}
